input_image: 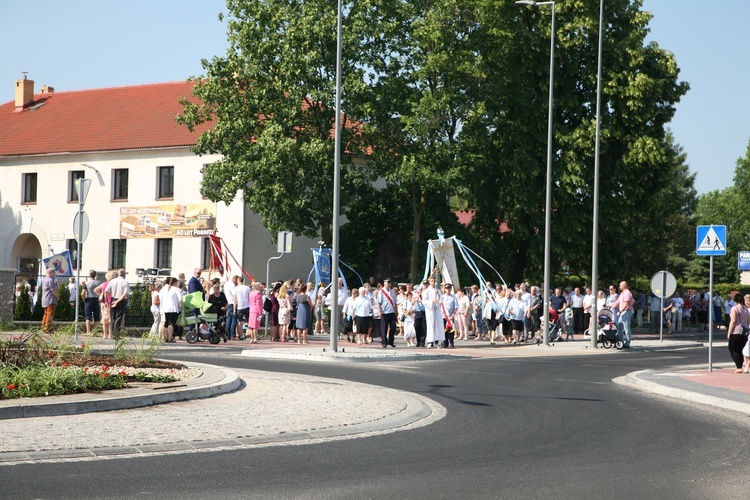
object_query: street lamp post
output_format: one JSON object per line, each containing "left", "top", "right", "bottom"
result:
{"left": 591, "top": 0, "right": 604, "bottom": 348}
{"left": 330, "top": 0, "right": 343, "bottom": 353}
{"left": 517, "top": 0, "right": 556, "bottom": 346}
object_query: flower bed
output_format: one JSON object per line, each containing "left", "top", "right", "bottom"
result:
{"left": 0, "top": 332, "right": 193, "bottom": 400}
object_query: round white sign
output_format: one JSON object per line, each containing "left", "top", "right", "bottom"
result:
{"left": 650, "top": 271, "right": 677, "bottom": 298}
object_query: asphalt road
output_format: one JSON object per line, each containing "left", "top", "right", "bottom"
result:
{"left": 2, "top": 346, "right": 748, "bottom": 499}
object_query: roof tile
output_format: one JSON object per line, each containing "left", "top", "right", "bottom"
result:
{"left": 0, "top": 81, "right": 208, "bottom": 157}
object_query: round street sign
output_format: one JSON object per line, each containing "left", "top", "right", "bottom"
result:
{"left": 650, "top": 271, "right": 677, "bottom": 299}
{"left": 73, "top": 211, "right": 90, "bottom": 243}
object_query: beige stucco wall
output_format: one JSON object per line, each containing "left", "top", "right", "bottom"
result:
{"left": 0, "top": 148, "right": 320, "bottom": 284}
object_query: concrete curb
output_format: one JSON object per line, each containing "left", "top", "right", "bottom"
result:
{"left": 238, "top": 348, "right": 463, "bottom": 363}
{"left": 0, "top": 372, "right": 446, "bottom": 465}
{"left": 613, "top": 364, "right": 750, "bottom": 416}
{"left": 0, "top": 361, "right": 241, "bottom": 420}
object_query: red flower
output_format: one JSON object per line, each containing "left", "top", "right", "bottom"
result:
{"left": 83, "top": 367, "right": 89, "bottom": 372}
{"left": 61, "top": 362, "right": 69, "bottom": 368}
{"left": 102, "top": 365, "right": 110, "bottom": 371}
{"left": 6, "top": 384, "right": 15, "bottom": 391}
{"left": 80, "top": 343, "right": 86, "bottom": 348}
{"left": 101, "top": 372, "right": 109, "bottom": 379}
{"left": 120, "top": 371, "right": 127, "bottom": 376}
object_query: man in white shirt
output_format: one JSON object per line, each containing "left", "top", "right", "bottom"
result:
{"left": 234, "top": 277, "right": 250, "bottom": 340}
{"left": 108, "top": 268, "right": 130, "bottom": 336}
{"left": 378, "top": 278, "right": 398, "bottom": 348}
{"left": 582, "top": 287, "right": 594, "bottom": 334}
{"left": 223, "top": 275, "right": 238, "bottom": 340}
{"left": 672, "top": 292, "right": 685, "bottom": 333}
{"left": 520, "top": 283, "right": 532, "bottom": 340}
{"left": 570, "top": 287, "right": 585, "bottom": 336}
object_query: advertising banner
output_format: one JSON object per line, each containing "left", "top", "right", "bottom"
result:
{"left": 739, "top": 251, "right": 750, "bottom": 271}
{"left": 119, "top": 203, "right": 216, "bottom": 239}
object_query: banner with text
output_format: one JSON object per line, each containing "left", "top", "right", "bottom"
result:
{"left": 119, "top": 203, "right": 216, "bottom": 239}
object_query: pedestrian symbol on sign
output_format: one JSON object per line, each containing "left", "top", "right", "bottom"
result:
{"left": 696, "top": 225, "right": 727, "bottom": 256}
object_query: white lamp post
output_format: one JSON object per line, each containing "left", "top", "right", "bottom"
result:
{"left": 517, "top": 0, "right": 555, "bottom": 346}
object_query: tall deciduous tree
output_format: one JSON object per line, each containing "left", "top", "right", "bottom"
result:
{"left": 686, "top": 139, "right": 750, "bottom": 284}
{"left": 357, "top": 0, "right": 484, "bottom": 281}
{"left": 177, "top": 0, "right": 374, "bottom": 241}
{"left": 463, "top": 0, "right": 694, "bottom": 285}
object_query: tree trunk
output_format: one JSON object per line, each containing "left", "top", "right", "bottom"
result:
{"left": 511, "top": 237, "right": 531, "bottom": 286}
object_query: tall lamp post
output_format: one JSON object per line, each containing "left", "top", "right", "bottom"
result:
{"left": 517, "top": 0, "right": 556, "bottom": 346}
{"left": 591, "top": 0, "right": 604, "bottom": 348}
{"left": 330, "top": 0, "right": 343, "bottom": 353}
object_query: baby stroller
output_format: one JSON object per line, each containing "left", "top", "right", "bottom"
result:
{"left": 547, "top": 308, "right": 565, "bottom": 342}
{"left": 592, "top": 308, "right": 623, "bottom": 349}
{"left": 178, "top": 292, "right": 227, "bottom": 345}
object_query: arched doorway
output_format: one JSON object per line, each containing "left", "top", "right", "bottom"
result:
{"left": 11, "top": 233, "right": 42, "bottom": 277}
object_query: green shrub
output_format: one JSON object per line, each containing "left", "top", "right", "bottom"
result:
{"left": 32, "top": 288, "right": 43, "bottom": 321}
{"left": 14, "top": 284, "right": 32, "bottom": 321}
{"left": 55, "top": 281, "right": 72, "bottom": 321}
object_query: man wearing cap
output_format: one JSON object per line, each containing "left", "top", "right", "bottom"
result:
{"left": 378, "top": 279, "right": 398, "bottom": 347}
{"left": 423, "top": 277, "right": 444, "bottom": 348}
{"left": 441, "top": 283, "right": 459, "bottom": 348}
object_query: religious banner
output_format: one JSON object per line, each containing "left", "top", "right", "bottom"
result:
{"left": 312, "top": 248, "right": 333, "bottom": 286}
{"left": 42, "top": 250, "right": 74, "bottom": 277}
{"left": 119, "top": 203, "right": 216, "bottom": 239}
{"left": 429, "top": 237, "right": 461, "bottom": 291}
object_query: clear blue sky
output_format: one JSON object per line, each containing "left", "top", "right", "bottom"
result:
{"left": 1, "top": 0, "right": 747, "bottom": 195}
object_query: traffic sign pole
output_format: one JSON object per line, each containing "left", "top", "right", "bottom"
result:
{"left": 709, "top": 256, "right": 713, "bottom": 372}
{"left": 660, "top": 272, "right": 665, "bottom": 343}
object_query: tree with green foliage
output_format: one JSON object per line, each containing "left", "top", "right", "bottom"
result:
{"left": 178, "top": 0, "right": 376, "bottom": 243}
{"left": 178, "top": 0, "right": 696, "bottom": 286}
{"left": 685, "top": 139, "right": 750, "bottom": 284}
{"left": 359, "top": 0, "right": 483, "bottom": 281}
{"left": 462, "top": 0, "right": 694, "bottom": 285}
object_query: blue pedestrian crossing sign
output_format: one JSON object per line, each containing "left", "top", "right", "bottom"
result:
{"left": 696, "top": 225, "right": 727, "bottom": 256}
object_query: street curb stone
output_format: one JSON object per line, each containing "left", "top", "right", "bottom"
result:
{"left": 613, "top": 364, "right": 750, "bottom": 416}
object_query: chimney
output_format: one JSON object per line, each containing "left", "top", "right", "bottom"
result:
{"left": 40, "top": 85, "right": 54, "bottom": 94}
{"left": 14, "top": 75, "right": 34, "bottom": 111}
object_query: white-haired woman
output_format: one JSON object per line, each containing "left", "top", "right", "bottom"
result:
{"left": 353, "top": 286, "right": 372, "bottom": 344}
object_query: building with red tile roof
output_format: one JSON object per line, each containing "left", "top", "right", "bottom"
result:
{"left": 0, "top": 78, "right": 318, "bottom": 290}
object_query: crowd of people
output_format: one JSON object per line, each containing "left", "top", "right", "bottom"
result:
{"left": 17, "top": 267, "right": 745, "bottom": 356}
